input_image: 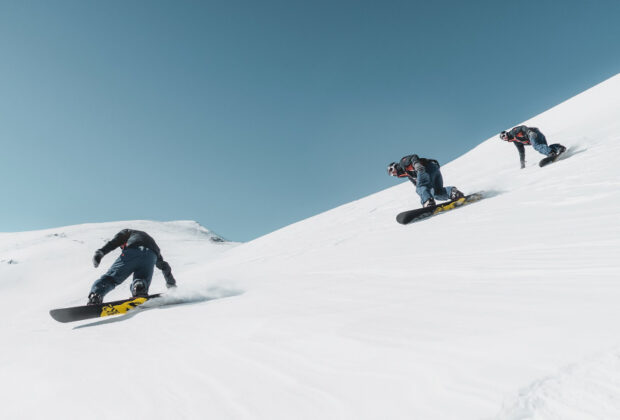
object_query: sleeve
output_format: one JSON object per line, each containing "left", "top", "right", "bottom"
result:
{"left": 400, "top": 155, "right": 420, "bottom": 177}
{"left": 394, "top": 163, "right": 408, "bottom": 178}
{"left": 99, "top": 229, "right": 132, "bottom": 255}
{"left": 514, "top": 142, "right": 525, "bottom": 167}
{"left": 156, "top": 256, "right": 176, "bottom": 286}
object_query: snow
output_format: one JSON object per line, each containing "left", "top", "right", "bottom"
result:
{"left": 1, "top": 74, "right": 620, "bottom": 420}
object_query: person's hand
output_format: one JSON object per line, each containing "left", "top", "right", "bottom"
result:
{"left": 520, "top": 161, "right": 526, "bottom": 169}
{"left": 164, "top": 271, "right": 176, "bottom": 288}
{"left": 92, "top": 250, "right": 104, "bottom": 268}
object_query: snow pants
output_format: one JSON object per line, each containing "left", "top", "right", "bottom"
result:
{"left": 90, "top": 247, "right": 157, "bottom": 298}
{"left": 415, "top": 162, "right": 457, "bottom": 205}
{"left": 528, "top": 130, "right": 563, "bottom": 156}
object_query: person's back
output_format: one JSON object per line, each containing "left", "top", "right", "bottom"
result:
{"left": 100, "top": 229, "right": 161, "bottom": 257}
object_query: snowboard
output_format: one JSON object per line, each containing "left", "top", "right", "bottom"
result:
{"left": 396, "top": 192, "right": 484, "bottom": 225}
{"left": 539, "top": 147, "right": 567, "bottom": 167}
{"left": 50, "top": 294, "right": 162, "bottom": 323}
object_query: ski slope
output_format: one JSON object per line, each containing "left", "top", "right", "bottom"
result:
{"left": 1, "top": 75, "right": 620, "bottom": 420}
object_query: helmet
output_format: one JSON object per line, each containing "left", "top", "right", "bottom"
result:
{"left": 387, "top": 162, "right": 399, "bottom": 176}
{"left": 500, "top": 130, "right": 509, "bottom": 141}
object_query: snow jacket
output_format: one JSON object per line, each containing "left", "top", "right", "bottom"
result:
{"left": 395, "top": 155, "right": 440, "bottom": 185}
{"left": 98, "top": 229, "right": 176, "bottom": 286}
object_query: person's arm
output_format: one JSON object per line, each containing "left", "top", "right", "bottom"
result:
{"left": 156, "top": 255, "right": 176, "bottom": 288}
{"left": 514, "top": 142, "right": 526, "bottom": 169}
{"left": 401, "top": 154, "right": 420, "bottom": 177}
{"left": 93, "top": 229, "right": 132, "bottom": 267}
{"left": 412, "top": 156, "right": 428, "bottom": 176}
{"left": 100, "top": 229, "right": 132, "bottom": 254}
{"left": 393, "top": 167, "right": 417, "bottom": 184}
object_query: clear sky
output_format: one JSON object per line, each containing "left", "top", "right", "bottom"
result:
{"left": 1, "top": 0, "right": 619, "bottom": 241}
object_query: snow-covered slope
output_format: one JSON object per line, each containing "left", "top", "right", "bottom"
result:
{"left": 0, "top": 220, "right": 234, "bottom": 305}
{"left": 2, "top": 75, "right": 620, "bottom": 420}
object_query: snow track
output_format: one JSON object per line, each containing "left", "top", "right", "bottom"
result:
{"left": 497, "top": 349, "right": 620, "bottom": 420}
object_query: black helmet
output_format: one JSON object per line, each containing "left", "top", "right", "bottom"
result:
{"left": 387, "top": 162, "right": 399, "bottom": 176}
{"left": 499, "top": 130, "right": 509, "bottom": 141}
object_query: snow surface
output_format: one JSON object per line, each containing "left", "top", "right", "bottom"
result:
{"left": 2, "top": 75, "right": 620, "bottom": 420}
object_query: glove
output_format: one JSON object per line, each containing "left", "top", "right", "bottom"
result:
{"left": 520, "top": 161, "right": 525, "bottom": 169}
{"left": 92, "top": 250, "right": 104, "bottom": 268}
{"left": 164, "top": 271, "right": 176, "bottom": 288}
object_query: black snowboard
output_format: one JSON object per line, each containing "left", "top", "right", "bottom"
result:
{"left": 396, "top": 192, "right": 484, "bottom": 225}
{"left": 539, "top": 147, "right": 568, "bottom": 167}
{"left": 50, "top": 294, "right": 162, "bottom": 323}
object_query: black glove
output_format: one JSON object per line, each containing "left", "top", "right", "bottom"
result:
{"left": 164, "top": 272, "right": 176, "bottom": 288}
{"left": 520, "top": 161, "right": 526, "bottom": 169}
{"left": 92, "top": 250, "right": 104, "bottom": 268}
{"left": 164, "top": 266, "right": 177, "bottom": 289}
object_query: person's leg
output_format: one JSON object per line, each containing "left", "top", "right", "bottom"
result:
{"left": 529, "top": 131, "right": 553, "bottom": 156}
{"left": 90, "top": 253, "right": 135, "bottom": 299}
{"left": 428, "top": 163, "right": 452, "bottom": 201}
{"left": 415, "top": 169, "right": 433, "bottom": 205}
{"left": 549, "top": 143, "right": 566, "bottom": 155}
{"left": 130, "top": 248, "right": 157, "bottom": 296}
{"left": 530, "top": 131, "right": 566, "bottom": 157}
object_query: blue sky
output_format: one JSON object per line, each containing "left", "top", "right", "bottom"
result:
{"left": 1, "top": 0, "right": 619, "bottom": 241}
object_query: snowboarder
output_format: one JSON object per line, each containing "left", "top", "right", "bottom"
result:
{"left": 387, "top": 154, "right": 464, "bottom": 207}
{"left": 499, "top": 125, "right": 566, "bottom": 168}
{"left": 88, "top": 229, "right": 176, "bottom": 305}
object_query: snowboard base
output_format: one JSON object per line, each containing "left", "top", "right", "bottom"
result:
{"left": 50, "top": 294, "right": 162, "bottom": 323}
{"left": 396, "top": 192, "right": 484, "bottom": 225}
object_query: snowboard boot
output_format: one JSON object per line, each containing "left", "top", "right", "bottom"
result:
{"left": 423, "top": 197, "right": 436, "bottom": 208}
{"left": 87, "top": 292, "right": 102, "bottom": 305}
{"left": 450, "top": 188, "right": 465, "bottom": 201}
{"left": 547, "top": 145, "right": 566, "bottom": 159}
{"left": 131, "top": 280, "right": 148, "bottom": 297}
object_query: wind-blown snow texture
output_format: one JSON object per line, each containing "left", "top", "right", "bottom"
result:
{"left": 2, "top": 75, "right": 620, "bottom": 420}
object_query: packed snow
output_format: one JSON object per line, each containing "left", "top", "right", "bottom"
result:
{"left": 1, "top": 75, "right": 620, "bottom": 420}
